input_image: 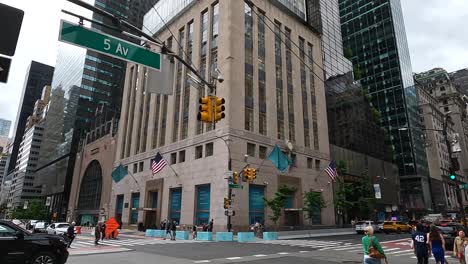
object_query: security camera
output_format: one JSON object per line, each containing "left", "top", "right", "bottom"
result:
{"left": 213, "top": 68, "right": 224, "bottom": 83}
{"left": 217, "top": 74, "right": 224, "bottom": 83}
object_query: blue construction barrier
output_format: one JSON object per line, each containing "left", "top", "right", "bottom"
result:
{"left": 215, "top": 232, "right": 233, "bottom": 241}
{"left": 237, "top": 232, "right": 255, "bottom": 242}
{"left": 196, "top": 232, "right": 213, "bottom": 241}
{"left": 263, "top": 232, "right": 278, "bottom": 240}
{"left": 176, "top": 231, "right": 190, "bottom": 240}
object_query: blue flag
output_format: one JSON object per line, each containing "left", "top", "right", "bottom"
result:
{"left": 112, "top": 164, "right": 128, "bottom": 183}
{"left": 268, "top": 145, "right": 291, "bottom": 173}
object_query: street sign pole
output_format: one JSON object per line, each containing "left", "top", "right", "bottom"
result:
{"left": 59, "top": 20, "right": 161, "bottom": 71}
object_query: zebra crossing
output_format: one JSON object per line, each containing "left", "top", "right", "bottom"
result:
{"left": 70, "top": 237, "right": 207, "bottom": 250}
{"left": 255, "top": 239, "right": 457, "bottom": 261}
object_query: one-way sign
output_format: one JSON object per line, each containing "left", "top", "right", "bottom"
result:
{"left": 59, "top": 20, "right": 161, "bottom": 71}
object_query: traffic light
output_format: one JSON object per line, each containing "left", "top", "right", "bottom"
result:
{"left": 233, "top": 171, "right": 239, "bottom": 184}
{"left": 214, "top": 96, "right": 225, "bottom": 122}
{"left": 223, "top": 197, "right": 230, "bottom": 209}
{"left": 251, "top": 168, "right": 257, "bottom": 181}
{"left": 197, "top": 96, "right": 213, "bottom": 123}
{"left": 242, "top": 168, "right": 249, "bottom": 182}
{"left": 449, "top": 167, "right": 457, "bottom": 181}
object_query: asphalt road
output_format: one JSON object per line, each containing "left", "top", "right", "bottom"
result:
{"left": 66, "top": 232, "right": 454, "bottom": 264}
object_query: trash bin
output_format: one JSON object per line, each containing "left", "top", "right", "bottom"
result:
{"left": 76, "top": 226, "right": 81, "bottom": 235}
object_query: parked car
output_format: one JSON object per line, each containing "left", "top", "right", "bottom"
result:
{"left": 0, "top": 220, "right": 69, "bottom": 264}
{"left": 436, "top": 223, "right": 465, "bottom": 251}
{"left": 382, "top": 221, "right": 411, "bottom": 233}
{"left": 47, "top": 223, "right": 71, "bottom": 235}
{"left": 355, "top": 221, "right": 378, "bottom": 234}
{"left": 34, "top": 221, "right": 49, "bottom": 233}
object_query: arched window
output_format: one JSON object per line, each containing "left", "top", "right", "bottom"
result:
{"left": 77, "top": 160, "right": 102, "bottom": 210}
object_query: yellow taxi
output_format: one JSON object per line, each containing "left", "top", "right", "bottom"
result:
{"left": 382, "top": 221, "right": 411, "bottom": 233}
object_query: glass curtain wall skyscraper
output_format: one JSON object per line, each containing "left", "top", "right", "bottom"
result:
{"left": 338, "top": 0, "right": 430, "bottom": 213}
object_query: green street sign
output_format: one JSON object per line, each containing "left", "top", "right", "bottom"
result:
{"left": 229, "top": 184, "right": 242, "bottom": 189}
{"left": 59, "top": 20, "right": 161, "bottom": 71}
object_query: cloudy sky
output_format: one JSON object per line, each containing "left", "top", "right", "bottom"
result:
{"left": 0, "top": 0, "right": 467, "bottom": 137}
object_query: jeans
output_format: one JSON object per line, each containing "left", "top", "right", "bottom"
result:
{"left": 363, "top": 255, "right": 382, "bottom": 264}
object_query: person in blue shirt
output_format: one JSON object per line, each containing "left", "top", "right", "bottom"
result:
{"left": 411, "top": 223, "right": 429, "bottom": 264}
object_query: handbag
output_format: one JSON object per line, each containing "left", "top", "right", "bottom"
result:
{"left": 368, "top": 236, "right": 386, "bottom": 259}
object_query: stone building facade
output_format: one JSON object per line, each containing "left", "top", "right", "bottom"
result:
{"left": 112, "top": 0, "right": 334, "bottom": 231}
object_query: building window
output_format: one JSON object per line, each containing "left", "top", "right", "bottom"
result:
{"left": 307, "top": 158, "right": 313, "bottom": 169}
{"left": 172, "top": 27, "right": 185, "bottom": 143}
{"left": 115, "top": 195, "right": 124, "bottom": 222}
{"left": 133, "top": 163, "right": 138, "bottom": 173}
{"left": 170, "top": 153, "right": 177, "bottom": 165}
{"left": 195, "top": 145, "right": 203, "bottom": 159}
{"left": 197, "top": 10, "right": 209, "bottom": 135}
{"left": 182, "top": 21, "right": 193, "bottom": 140}
{"left": 259, "top": 146, "right": 267, "bottom": 159}
{"left": 308, "top": 43, "right": 319, "bottom": 150}
{"left": 179, "top": 150, "right": 186, "bottom": 163}
{"left": 247, "top": 143, "right": 256, "bottom": 157}
{"left": 285, "top": 28, "right": 295, "bottom": 142}
{"left": 244, "top": 2, "right": 254, "bottom": 132}
{"left": 315, "top": 159, "right": 320, "bottom": 170}
{"left": 205, "top": 142, "right": 214, "bottom": 157}
{"left": 139, "top": 162, "right": 143, "bottom": 172}
{"left": 169, "top": 188, "right": 182, "bottom": 223}
{"left": 195, "top": 185, "right": 211, "bottom": 225}
{"left": 275, "top": 21, "right": 285, "bottom": 140}
{"left": 130, "top": 192, "right": 140, "bottom": 224}
{"left": 299, "top": 37, "right": 310, "bottom": 147}
{"left": 290, "top": 153, "right": 297, "bottom": 167}
{"left": 249, "top": 185, "right": 265, "bottom": 225}
{"left": 440, "top": 86, "right": 446, "bottom": 91}
{"left": 150, "top": 191, "right": 158, "bottom": 208}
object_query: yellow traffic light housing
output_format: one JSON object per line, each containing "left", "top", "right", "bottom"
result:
{"left": 251, "top": 168, "right": 257, "bottom": 181}
{"left": 197, "top": 96, "right": 213, "bottom": 123}
{"left": 224, "top": 197, "right": 229, "bottom": 209}
{"left": 233, "top": 171, "right": 239, "bottom": 184}
{"left": 214, "top": 97, "right": 225, "bottom": 122}
{"left": 242, "top": 168, "right": 249, "bottom": 182}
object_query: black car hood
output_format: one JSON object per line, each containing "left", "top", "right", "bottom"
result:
{"left": 27, "top": 233, "right": 64, "bottom": 241}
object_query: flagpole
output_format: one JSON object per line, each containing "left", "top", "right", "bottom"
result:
{"left": 167, "top": 164, "right": 178, "bottom": 177}
{"left": 127, "top": 169, "right": 142, "bottom": 191}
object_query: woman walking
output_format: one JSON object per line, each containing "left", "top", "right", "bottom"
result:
{"left": 362, "top": 226, "right": 388, "bottom": 264}
{"left": 454, "top": 230, "right": 466, "bottom": 264}
{"left": 428, "top": 225, "right": 446, "bottom": 264}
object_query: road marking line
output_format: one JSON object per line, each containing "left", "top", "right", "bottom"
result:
{"left": 194, "top": 260, "right": 211, "bottom": 263}
{"left": 386, "top": 249, "right": 413, "bottom": 255}
{"left": 380, "top": 238, "right": 412, "bottom": 244}
{"left": 383, "top": 248, "right": 400, "bottom": 252}
{"left": 333, "top": 246, "right": 362, "bottom": 251}
{"left": 226, "top": 257, "right": 242, "bottom": 260}
{"left": 299, "top": 251, "right": 309, "bottom": 253}
{"left": 278, "top": 252, "right": 290, "bottom": 255}
{"left": 253, "top": 254, "right": 268, "bottom": 257}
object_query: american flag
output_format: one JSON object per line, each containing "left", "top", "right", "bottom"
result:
{"left": 151, "top": 152, "right": 167, "bottom": 174}
{"left": 325, "top": 160, "right": 338, "bottom": 181}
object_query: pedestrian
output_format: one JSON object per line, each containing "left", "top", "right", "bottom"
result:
{"left": 161, "top": 220, "right": 166, "bottom": 231}
{"left": 428, "top": 224, "right": 446, "bottom": 264}
{"left": 202, "top": 223, "right": 208, "bottom": 232}
{"left": 164, "top": 220, "right": 172, "bottom": 240}
{"left": 67, "top": 222, "right": 76, "bottom": 248}
{"left": 101, "top": 222, "right": 106, "bottom": 241}
{"left": 171, "top": 220, "right": 177, "bottom": 241}
{"left": 362, "top": 226, "right": 387, "bottom": 264}
{"left": 454, "top": 230, "right": 466, "bottom": 264}
{"left": 208, "top": 219, "right": 214, "bottom": 232}
{"left": 94, "top": 223, "right": 101, "bottom": 245}
{"left": 192, "top": 224, "right": 197, "bottom": 239}
{"left": 411, "top": 223, "right": 429, "bottom": 264}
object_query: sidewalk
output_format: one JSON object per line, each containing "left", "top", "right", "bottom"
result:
{"left": 276, "top": 228, "right": 355, "bottom": 239}
{"left": 105, "top": 228, "right": 356, "bottom": 240}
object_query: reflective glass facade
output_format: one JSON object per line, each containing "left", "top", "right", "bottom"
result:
{"left": 338, "top": 0, "right": 430, "bottom": 210}
{"left": 0, "top": 119, "right": 11, "bottom": 137}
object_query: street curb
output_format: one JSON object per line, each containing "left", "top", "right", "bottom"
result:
{"left": 279, "top": 231, "right": 356, "bottom": 239}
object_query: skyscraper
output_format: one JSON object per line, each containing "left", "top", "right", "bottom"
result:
{"left": 7, "top": 61, "right": 54, "bottom": 175}
{"left": 338, "top": 0, "right": 430, "bottom": 213}
{"left": 0, "top": 119, "right": 11, "bottom": 137}
{"left": 34, "top": 0, "right": 157, "bottom": 221}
